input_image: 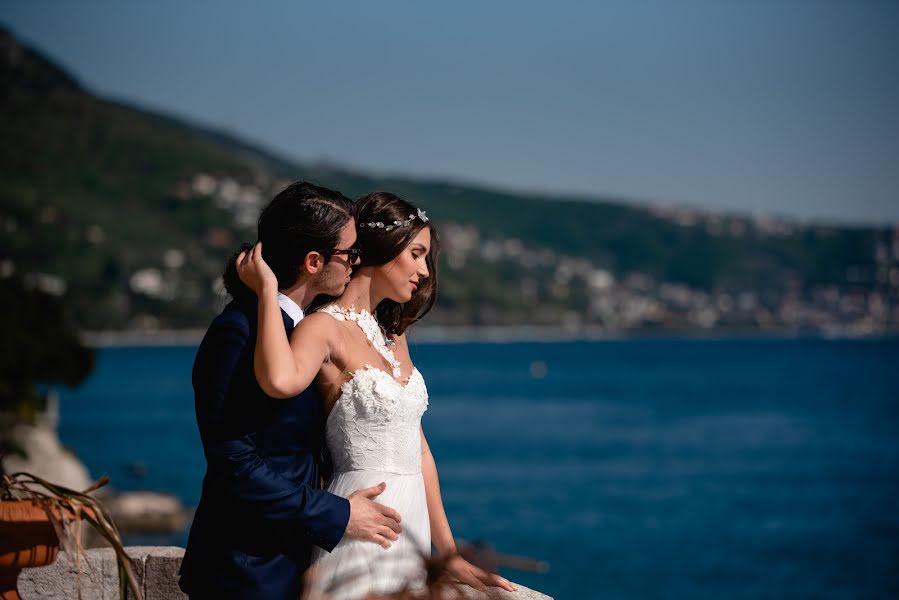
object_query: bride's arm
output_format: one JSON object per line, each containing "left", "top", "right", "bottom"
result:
{"left": 236, "top": 242, "right": 332, "bottom": 398}
{"left": 420, "top": 427, "right": 455, "bottom": 557}
{"left": 420, "top": 427, "right": 515, "bottom": 592}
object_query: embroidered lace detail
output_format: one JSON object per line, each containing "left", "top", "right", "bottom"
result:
{"left": 320, "top": 304, "right": 401, "bottom": 378}
{"left": 318, "top": 304, "right": 428, "bottom": 475}
{"left": 325, "top": 367, "right": 428, "bottom": 475}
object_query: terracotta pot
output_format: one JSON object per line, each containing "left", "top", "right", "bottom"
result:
{"left": 0, "top": 500, "right": 61, "bottom": 600}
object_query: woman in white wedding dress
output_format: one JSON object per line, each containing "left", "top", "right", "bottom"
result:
{"left": 237, "top": 192, "right": 514, "bottom": 599}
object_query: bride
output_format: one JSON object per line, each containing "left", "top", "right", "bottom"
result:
{"left": 236, "top": 192, "right": 515, "bottom": 598}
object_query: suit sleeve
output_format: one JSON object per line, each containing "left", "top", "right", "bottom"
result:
{"left": 192, "top": 315, "right": 350, "bottom": 551}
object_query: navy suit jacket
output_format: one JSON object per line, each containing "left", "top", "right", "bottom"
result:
{"left": 179, "top": 300, "right": 350, "bottom": 599}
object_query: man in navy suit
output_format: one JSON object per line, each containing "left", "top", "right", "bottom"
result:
{"left": 179, "top": 182, "right": 403, "bottom": 599}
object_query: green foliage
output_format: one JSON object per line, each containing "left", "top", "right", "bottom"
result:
{"left": 0, "top": 276, "right": 94, "bottom": 414}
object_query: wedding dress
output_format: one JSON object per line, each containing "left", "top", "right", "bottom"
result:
{"left": 309, "top": 305, "right": 431, "bottom": 599}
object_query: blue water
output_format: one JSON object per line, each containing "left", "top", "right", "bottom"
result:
{"left": 55, "top": 338, "right": 899, "bottom": 599}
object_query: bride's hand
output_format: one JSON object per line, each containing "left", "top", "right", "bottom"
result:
{"left": 236, "top": 242, "right": 278, "bottom": 296}
{"left": 442, "top": 555, "right": 516, "bottom": 593}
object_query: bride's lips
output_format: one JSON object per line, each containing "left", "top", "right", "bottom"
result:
{"left": 410, "top": 281, "right": 418, "bottom": 292}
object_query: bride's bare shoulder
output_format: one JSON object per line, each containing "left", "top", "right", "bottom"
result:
{"left": 288, "top": 311, "right": 341, "bottom": 343}
{"left": 302, "top": 310, "right": 340, "bottom": 326}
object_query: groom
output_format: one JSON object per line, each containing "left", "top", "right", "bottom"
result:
{"left": 179, "top": 182, "right": 403, "bottom": 599}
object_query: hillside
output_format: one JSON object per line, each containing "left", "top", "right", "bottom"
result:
{"left": 1, "top": 28, "right": 896, "bottom": 334}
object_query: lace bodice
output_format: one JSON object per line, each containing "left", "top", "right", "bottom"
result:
{"left": 320, "top": 305, "right": 429, "bottom": 475}
{"left": 325, "top": 366, "right": 428, "bottom": 475}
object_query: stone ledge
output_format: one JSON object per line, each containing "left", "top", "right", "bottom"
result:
{"left": 19, "top": 546, "right": 184, "bottom": 600}
{"left": 19, "top": 546, "right": 551, "bottom": 599}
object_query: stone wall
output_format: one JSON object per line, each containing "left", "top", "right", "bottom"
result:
{"left": 19, "top": 546, "right": 185, "bottom": 600}
{"left": 19, "top": 546, "right": 552, "bottom": 599}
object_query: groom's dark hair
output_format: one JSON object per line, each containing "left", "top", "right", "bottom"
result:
{"left": 222, "top": 182, "right": 354, "bottom": 307}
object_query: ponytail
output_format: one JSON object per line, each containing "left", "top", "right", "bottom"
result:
{"left": 222, "top": 243, "right": 256, "bottom": 308}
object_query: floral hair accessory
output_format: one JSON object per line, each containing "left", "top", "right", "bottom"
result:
{"left": 360, "top": 208, "right": 428, "bottom": 231}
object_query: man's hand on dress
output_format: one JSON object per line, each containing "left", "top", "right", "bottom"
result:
{"left": 345, "top": 482, "right": 403, "bottom": 549}
{"left": 236, "top": 241, "right": 278, "bottom": 297}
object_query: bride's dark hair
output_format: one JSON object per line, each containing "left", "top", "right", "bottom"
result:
{"left": 354, "top": 192, "right": 439, "bottom": 335}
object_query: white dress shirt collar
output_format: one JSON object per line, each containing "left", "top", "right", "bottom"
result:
{"left": 277, "top": 292, "right": 304, "bottom": 327}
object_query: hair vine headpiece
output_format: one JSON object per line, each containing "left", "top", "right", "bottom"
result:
{"left": 359, "top": 208, "right": 428, "bottom": 231}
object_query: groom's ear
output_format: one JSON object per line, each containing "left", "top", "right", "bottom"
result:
{"left": 303, "top": 251, "right": 324, "bottom": 275}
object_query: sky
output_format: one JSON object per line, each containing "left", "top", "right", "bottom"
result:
{"left": 3, "top": 0, "right": 898, "bottom": 224}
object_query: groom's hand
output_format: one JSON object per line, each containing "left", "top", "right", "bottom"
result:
{"left": 345, "top": 482, "right": 403, "bottom": 548}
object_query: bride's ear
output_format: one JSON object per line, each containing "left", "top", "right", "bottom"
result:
{"left": 303, "top": 251, "right": 324, "bottom": 275}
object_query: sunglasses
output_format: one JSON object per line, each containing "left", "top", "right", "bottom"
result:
{"left": 331, "top": 247, "right": 362, "bottom": 262}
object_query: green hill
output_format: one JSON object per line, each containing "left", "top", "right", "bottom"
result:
{"left": 1, "top": 28, "right": 893, "bottom": 333}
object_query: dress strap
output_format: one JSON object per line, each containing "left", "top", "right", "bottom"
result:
{"left": 319, "top": 304, "right": 348, "bottom": 321}
{"left": 318, "top": 304, "right": 401, "bottom": 379}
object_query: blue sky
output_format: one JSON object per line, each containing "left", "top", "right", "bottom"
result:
{"left": 3, "top": 0, "right": 898, "bottom": 224}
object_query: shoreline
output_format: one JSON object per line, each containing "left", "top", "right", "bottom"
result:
{"left": 80, "top": 325, "right": 899, "bottom": 348}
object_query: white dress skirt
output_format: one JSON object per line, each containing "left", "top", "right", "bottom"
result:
{"left": 308, "top": 363, "right": 431, "bottom": 599}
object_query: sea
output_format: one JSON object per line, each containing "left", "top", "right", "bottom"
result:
{"left": 53, "top": 337, "right": 899, "bottom": 599}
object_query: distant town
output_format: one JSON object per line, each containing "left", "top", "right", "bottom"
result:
{"left": 85, "top": 172, "right": 898, "bottom": 340}
{"left": 4, "top": 26, "right": 896, "bottom": 339}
